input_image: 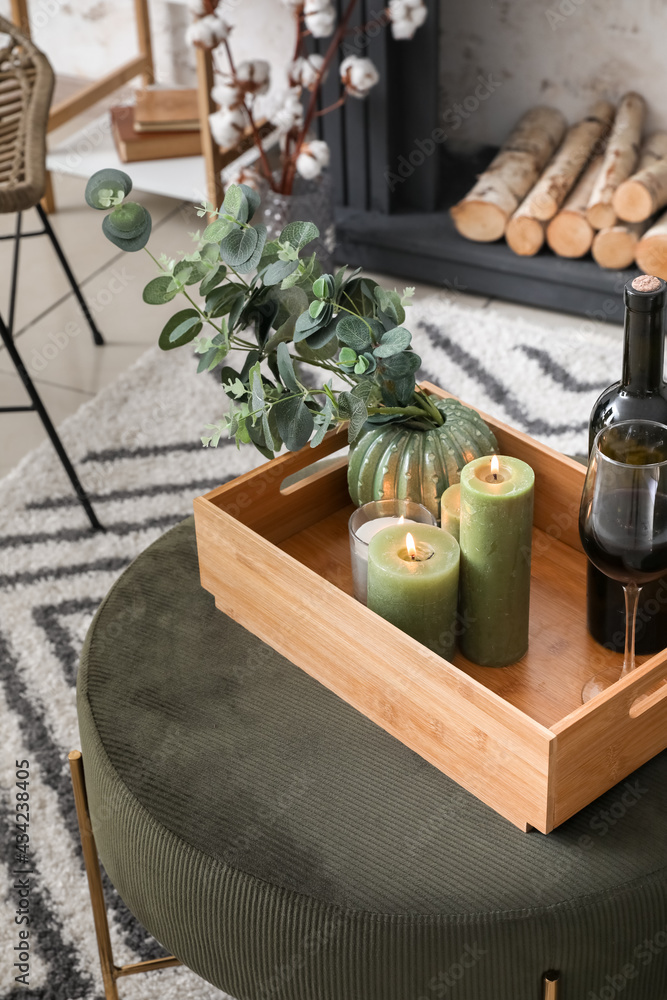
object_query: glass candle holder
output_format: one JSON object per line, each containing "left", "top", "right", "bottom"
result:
{"left": 348, "top": 499, "right": 437, "bottom": 604}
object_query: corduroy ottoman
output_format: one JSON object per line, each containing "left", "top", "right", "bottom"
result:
{"left": 77, "top": 518, "right": 667, "bottom": 1000}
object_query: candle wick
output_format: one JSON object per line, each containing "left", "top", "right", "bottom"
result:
{"left": 492, "top": 473, "right": 498, "bottom": 482}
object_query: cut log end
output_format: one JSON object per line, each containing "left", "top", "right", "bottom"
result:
{"left": 546, "top": 212, "right": 594, "bottom": 258}
{"left": 532, "top": 193, "right": 560, "bottom": 222}
{"left": 613, "top": 179, "right": 655, "bottom": 223}
{"left": 586, "top": 202, "right": 617, "bottom": 231}
{"left": 635, "top": 238, "right": 667, "bottom": 280}
{"left": 592, "top": 227, "right": 640, "bottom": 269}
{"left": 505, "top": 214, "right": 545, "bottom": 256}
{"left": 450, "top": 200, "right": 507, "bottom": 242}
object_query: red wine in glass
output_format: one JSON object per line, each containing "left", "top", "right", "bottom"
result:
{"left": 579, "top": 420, "right": 667, "bottom": 702}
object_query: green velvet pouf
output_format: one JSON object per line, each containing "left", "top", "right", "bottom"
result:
{"left": 77, "top": 518, "right": 667, "bottom": 1000}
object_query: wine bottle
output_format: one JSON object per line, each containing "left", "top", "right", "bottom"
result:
{"left": 587, "top": 273, "right": 667, "bottom": 653}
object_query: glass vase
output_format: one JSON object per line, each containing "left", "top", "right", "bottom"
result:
{"left": 258, "top": 171, "right": 336, "bottom": 273}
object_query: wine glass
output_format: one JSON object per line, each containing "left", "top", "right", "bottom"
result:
{"left": 580, "top": 419, "right": 667, "bottom": 702}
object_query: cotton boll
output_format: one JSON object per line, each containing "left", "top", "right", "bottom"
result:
{"left": 236, "top": 59, "right": 271, "bottom": 96}
{"left": 295, "top": 139, "right": 331, "bottom": 178}
{"left": 186, "top": 13, "right": 231, "bottom": 47}
{"left": 339, "top": 56, "right": 380, "bottom": 98}
{"left": 388, "top": 0, "right": 427, "bottom": 39}
{"left": 289, "top": 53, "right": 326, "bottom": 90}
{"left": 209, "top": 107, "right": 246, "bottom": 147}
{"left": 211, "top": 81, "right": 242, "bottom": 109}
{"left": 304, "top": 4, "right": 336, "bottom": 37}
{"left": 273, "top": 87, "right": 304, "bottom": 132}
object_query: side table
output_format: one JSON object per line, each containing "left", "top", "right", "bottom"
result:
{"left": 75, "top": 517, "right": 667, "bottom": 1000}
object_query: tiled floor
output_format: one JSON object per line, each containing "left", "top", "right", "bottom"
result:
{"left": 0, "top": 82, "right": 621, "bottom": 479}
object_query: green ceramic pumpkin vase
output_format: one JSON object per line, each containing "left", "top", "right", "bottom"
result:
{"left": 347, "top": 397, "right": 499, "bottom": 523}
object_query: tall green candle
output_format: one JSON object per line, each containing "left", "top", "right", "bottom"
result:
{"left": 367, "top": 523, "right": 460, "bottom": 661}
{"left": 459, "top": 455, "right": 534, "bottom": 667}
{"left": 440, "top": 483, "right": 461, "bottom": 542}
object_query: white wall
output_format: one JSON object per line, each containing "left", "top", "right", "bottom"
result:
{"left": 440, "top": 0, "right": 667, "bottom": 149}
{"left": 0, "top": 0, "right": 295, "bottom": 96}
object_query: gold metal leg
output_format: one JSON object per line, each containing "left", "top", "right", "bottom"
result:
{"left": 68, "top": 751, "right": 181, "bottom": 1000}
{"left": 543, "top": 970, "right": 560, "bottom": 999}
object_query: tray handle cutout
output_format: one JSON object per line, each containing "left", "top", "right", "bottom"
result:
{"left": 280, "top": 447, "right": 349, "bottom": 495}
{"left": 629, "top": 679, "right": 667, "bottom": 718}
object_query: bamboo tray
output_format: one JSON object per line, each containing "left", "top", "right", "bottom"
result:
{"left": 193, "top": 383, "right": 667, "bottom": 833}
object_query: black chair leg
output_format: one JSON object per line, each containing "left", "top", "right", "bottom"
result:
{"left": 36, "top": 203, "right": 105, "bottom": 347}
{"left": 0, "top": 316, "right": 104, "bottom": 531}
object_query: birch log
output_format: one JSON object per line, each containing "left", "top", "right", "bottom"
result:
{"left": 505, "top": 202, "right": 547, "bottom": 256}
{"left": 634, "top": 210, "right": 667, "bottom": 278}
{"left": 450, "top": 106, "right": 566, "bottom": 242}
{"left": 546, "top": 156, "right": 603, "bottom": 257}
{"left": 521, "top": 100, "right": 615, "bottom": 222}
{"left": 592, "top": 220, "right": 649, "bottom": 269}
{"left": 612, "top": 131, "right": 667, "bottom": 222}
{"left": 586, "top": 92, "right": 646, "bottom": 230}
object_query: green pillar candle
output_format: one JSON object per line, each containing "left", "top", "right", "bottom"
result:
{"left": 459, "top": 455, "right": 534, "bottom": 667}
{"left": 440, "top": 483, "right": 461, "bottom": 542}
{"left": 367, "top": 523, "right": 460, "bottom": 661}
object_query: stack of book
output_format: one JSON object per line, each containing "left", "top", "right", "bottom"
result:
{"left": 111, "top": 89, "right": 201, "bottom": 162}
{"left": 110, "top": 88, "right": 274, "bottom": 167}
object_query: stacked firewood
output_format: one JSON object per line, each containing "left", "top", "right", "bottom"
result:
{"left": 450, "top": 94, "right": 667, "bottom": 277}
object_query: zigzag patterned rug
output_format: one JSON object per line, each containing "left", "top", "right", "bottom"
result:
{"left": 0, "top": 295, "right": 622, "bottom": 1000}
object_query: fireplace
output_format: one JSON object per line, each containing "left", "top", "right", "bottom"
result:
{"left": 318, "top": 0, "right": 667, "bottom": 323}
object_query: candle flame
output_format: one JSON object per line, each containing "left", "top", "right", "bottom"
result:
{"left": 406, "top": 532, "right": 417, "bottom": 560}
{"left": 398, "top": 516, "right": 405, "bottom": 524}
{"left": 490, "top": 455, "right": 500, "bottom": 475}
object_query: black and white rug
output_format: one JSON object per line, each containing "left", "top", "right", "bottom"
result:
{"left": 0, "top": 295, "right": 622, "bottom": 1000}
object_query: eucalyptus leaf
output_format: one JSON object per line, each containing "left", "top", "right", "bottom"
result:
{"left": 102, "top": 205, "right": 151, "bottom": 251}
{"left": 380, "top": 350, "right": 421, "bottom": 377}
{"left": 143, "top": 275, "right": 178, "bottom": 305}
{"left": 336, "top": 315, "right": 373, "bottom": 352}
{"left": 158, "top": 309, "right": 202, "bottom": 350}
{"left": 222, "top": 185, "right": 245, "bottom": 220}
{"left": 274, "top": 395, "right": 314, "bottom": 451}
{"left": 262, "top": 259, "right": 299, "bottom": 286}
{"left": 228, "top": 291, "right": 246, "bottom": 330}
{"left": 339, "top": 346, "right": 357, "bottom": 365}
{"left": 338, "top": 391, "right": 368, "bottom": 444}
{"left": 85, "top": 168, "right": 132, "bottom": 210}
{"left": 199, "top": 265, "right": 227, "bottom": 297}
{"left": 240, "top": 184, "right": 261, "bottom": 222}
{"left": 279, "top": 220, "right": 319, "bottom": 251}
{"left": 234, "top": 224, "right": 267, "bottom": 274}
{"left": 203, "top": 217, "right": 235, "bottom": 243}
{"left": 310, "top": 396, "right": 334, "bottom": 448}
{"left": 206, "top": 283, "right": 241, "bottom": 318}
{"left": 373, "top": 327, "right": 412, "bottom": 358}
{"left": 276, "top": 341, "right": 301, "bottom": 393}
{"left": 220, "top": 225, "right": 259, "bottom": 267}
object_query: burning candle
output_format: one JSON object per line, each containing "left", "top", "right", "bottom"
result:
{"left": 367, "top": 523, "right": 460, "bottom": 660}
{"left": 348, "top": 500, "right": 436, "bottom": 604}
{"left": 440, "top": 483, "right": 461, "bottom": 542}
{"left": 459, "top": 454, "right": 535, "bottom": 667}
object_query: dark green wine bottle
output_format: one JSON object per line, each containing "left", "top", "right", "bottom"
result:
{"left": 587, "top": 274, "right": 667, "bottom": 653}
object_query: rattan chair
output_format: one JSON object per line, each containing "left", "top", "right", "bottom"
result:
{"left": 0, "top": 15, "right": 103, "bottom": 530}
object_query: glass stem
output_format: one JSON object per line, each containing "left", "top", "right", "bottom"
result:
{"left": 622, "top": 581, "right": 641, "bottom": 676}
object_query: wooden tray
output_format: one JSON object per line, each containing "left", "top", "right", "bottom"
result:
{"left": 193, "top": 384, "right": 667, "bottom": 833}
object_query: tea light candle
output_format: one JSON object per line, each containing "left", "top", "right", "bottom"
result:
{"left": 367, "top": 524, "right": 460, "bottom": 660}
{"left": 459, "top": 455, "right": 534, "bottom": 667}
{"left": 440, "top": 483, "right": 461, "bottom": 542}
